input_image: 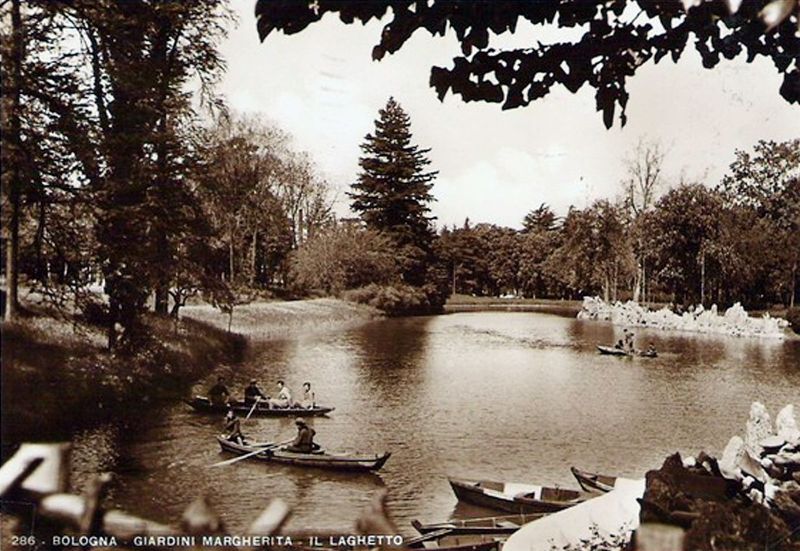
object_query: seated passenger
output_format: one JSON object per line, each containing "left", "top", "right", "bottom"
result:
{"left": 284, "top": 417, "right": 318, "bottom": 453}
{"left": 267, "top": 380, "right": 292, "bottom": 409}
{"left": 293, "top": 381, "right": 315, "bottom": 409}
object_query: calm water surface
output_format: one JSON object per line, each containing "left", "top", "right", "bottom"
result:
{"left": 71, "top": 312, "right": 800, "bottom": 534}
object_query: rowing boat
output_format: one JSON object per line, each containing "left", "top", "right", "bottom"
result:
{"left": 216, "top": 436, "right": 390, "bottom": 472}
{"left": 570, "top": 467, "right": 618, "bottom": 493}
{"left": 448, "top": 478, "right": 590, "bottom": 515}
{"left": 186, "top": 396, "right": 334, "bottom": 416}
{"left": 411, "top": 512, "right": 546, "bottom": 536}
{"left": 596, "top": 345, "right": 657, "bottom": 358}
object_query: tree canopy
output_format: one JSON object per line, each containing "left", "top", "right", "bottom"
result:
{"left": 255, "top": 0, "right": 800, "bottom": 128}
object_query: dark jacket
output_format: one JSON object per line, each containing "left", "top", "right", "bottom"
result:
{"left": 244, "top": 383, "right": 267, "bottom": 403}
{"left": 288, "top": 425, "right": 316, "bottom": 453}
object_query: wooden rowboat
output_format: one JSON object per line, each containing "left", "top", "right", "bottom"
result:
{"left": 448, "top": 478, "right": 590, "bottom": 515}
{"left": 570, "top": 467, "right": 618, "bottom": 493}
{"left": 411, "top": 512, "right": 546, "bottom": 536}
{"left": 596, "top": 345, "right": 657, "bottom": 358}
{"left": 216, "top": 437, "right": 390, "bottom": 472}
{"left": 186, "top": 396, "right": 334, "bottom": 416}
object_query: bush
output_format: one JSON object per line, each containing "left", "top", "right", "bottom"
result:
{"left": 343, "top": 284, "right": 431, "bottom": 316}
{"left": 787, "top": 307, "right": 800, "bottom": 334}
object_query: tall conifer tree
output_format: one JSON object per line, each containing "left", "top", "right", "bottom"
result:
{"left": 350, "top": 97, "right": 438, "bottom": 286}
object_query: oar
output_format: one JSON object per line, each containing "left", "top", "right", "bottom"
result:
{"left": 209, "top": 438, "right": 294, "bottom": 468}
{"left": 244, "top": 396, "right": 261, "bottom": 421}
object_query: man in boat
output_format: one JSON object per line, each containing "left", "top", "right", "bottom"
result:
{"left": 224, "top": 409, "right": 244, "bottom": 445}
{"left": 614, "top": 339, "right": 624, "bottom": 350}
{"left": 267, "top": 380, "right": 292, "bottom": 409}
{"left": 292, "top": 381, "right": 315, "bottom": 409}
{"left": 284, "top": 417, "right": 319, "bottom": 453}
{"left": 208, "top": 376, "right": 230, "bottom": 407}
{"left": 244, "top": 379, "right": 268, "bottom": 405}
{"left": 623, "top": 329, "right": 635, "bottom": 353}
{"left": 646, "top": 343, "right": 657, "bottom": 356}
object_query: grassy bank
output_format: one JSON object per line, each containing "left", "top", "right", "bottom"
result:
{"left": 1, "top": 305, "right": 245, "bottom": 445}
{"left": 444, "top": 294, "right": 582, "bottom": 316}
{"left": 182, "top": 298, "right": 382, "bottom": 338}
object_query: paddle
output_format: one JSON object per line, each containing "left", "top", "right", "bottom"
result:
{"left": 244, "top": 396, "right": 261, "bottom": 421}
{"left": 209, "top": 438, "right": 294, "bottom": 468}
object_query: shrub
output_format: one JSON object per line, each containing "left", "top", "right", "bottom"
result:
{"left": 289, "top": 226, "right": 398, "bottom": 295}
{"left": 343, "top": 283, "right": 431, "bottom": 316}
{"left": 787, "top": 307, "right": 800, "bottom": 334}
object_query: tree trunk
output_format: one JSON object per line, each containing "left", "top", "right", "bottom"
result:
{"left": 700, "top": 251, "right": 706, "bottom": 307}
{"left": 3, "top": 0, "right": 22, "bottom": 321}
{"left": 791, "top": 259, "right": 797, "bottom": 309}
{"left": 228, "top": 224, "right": 235, "bottom": 284}
{"left": 632, "top": 261, "right": 642, "bottom": 303}
{"left": 154, "top": 286, "right": 169, "bottom": 315}
{"left": 250, "top": 227, "right": 257, "bottom": 286}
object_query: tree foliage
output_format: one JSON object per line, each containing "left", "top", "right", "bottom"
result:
{"left": 255, "top": 0, "right": 800, "bottom": 128}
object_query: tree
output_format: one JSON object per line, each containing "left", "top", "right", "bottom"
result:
{"left": 350, "top": 97, "right": 438, "bottom": 287}
{"left": 622, "top": 138, "right": 666, "bottom": 303}
{"left": 547, "top": 201, "right": 633, "bottom": 301}
{"left": 522, "top": 203, "right": 557, "bottom": 233}
{"left": 719, "top": 139, "right": 800, "bottom": 307}
{"left": 255, "top": 1, "right": 800, "bottom": 128}
{"left": 289, "top": 226, "right": 398, "bottom": 295}
{"left": 1, "top": 0, "right": 23, "bottom": 320}
{"left": 648, "top": 184, "right": 726, "bottom": 305}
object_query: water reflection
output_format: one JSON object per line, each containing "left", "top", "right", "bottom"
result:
{"left": 71, "top": 312, "right": 799, "bottom": 535}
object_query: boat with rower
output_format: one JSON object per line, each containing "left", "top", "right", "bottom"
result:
{"left": 216, "top": 436, "right": 390, "bottom": 472}
{"left": 596, "top": 345, "right": 657, "bottom": 358}
{"left": 411, "top": 512, "right": 546, "bottom": 536}
{"left": 448, "top": 478, "right": 591, "bottom": 514}
{"left": 569, "top": 466, "right": 619, "bottom": 493}
{"left": 186, "top": 396, "right": 334, "bottom": 416}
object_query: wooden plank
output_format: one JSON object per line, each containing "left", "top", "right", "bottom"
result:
{"left": 0, "top": 455, "right": 43, "bottom": 497}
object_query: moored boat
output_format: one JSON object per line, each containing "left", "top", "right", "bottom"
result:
{"left": 411, "top": 512, "right": 546, "bottom": 536}
{"left": 569, "top": 467, "right": 618, "bottom": 493}
{"left": 448, "top": 478, "right": 590, "bottom": 515}
{"left": 216, "top": 436, "right": 390, "bottom": 472}
{"left": 186, "top": 396, "right": 334, "bottom": 416}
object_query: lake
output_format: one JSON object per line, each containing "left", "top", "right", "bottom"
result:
{"left": 70, "top": 311, "right": 800, "bottom": 535}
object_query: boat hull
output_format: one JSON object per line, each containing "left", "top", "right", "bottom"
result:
{"left": 187, "top": 396, "right": 334, "bottom": 417}
{"left": 216, "top": 437, "right": 390, "bottom": 472}
{"left": 448, "top": 478, "right": 586, "bottom": 515}
{"left": 411, "top": 513, "right": 545, "bottom": 535}
{"left": 570, "top": 466, "right": 618, "bottom": 493}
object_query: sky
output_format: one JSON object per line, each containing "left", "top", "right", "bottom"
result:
{"left": 217, "top": 4, "right": 799, "bottom": 229}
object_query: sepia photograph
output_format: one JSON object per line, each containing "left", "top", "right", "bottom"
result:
{"left": 1, "top": 1, "right": 799, "bottom": 550}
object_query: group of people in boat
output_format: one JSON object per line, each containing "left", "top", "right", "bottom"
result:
{"left": 213, "top": 377, "right": 320, "bottom": 453}
{"left": 613, "top": 328, "right": 657, "bottom": 356}
{"left": 208, "top": 377, "right": 316, "bottom": 409}
{"left": 223, "top": 410, "right": 319, "bottom": 453}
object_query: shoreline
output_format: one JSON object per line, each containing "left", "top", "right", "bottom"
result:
{"left": 181, "top": 298, "right": 383, "bottom": 339}
{"left": 0, "top": 298, "right": 379, "bottom": 448}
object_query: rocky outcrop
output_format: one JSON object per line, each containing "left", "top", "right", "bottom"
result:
{"left": 578, "top": 297, "right": 789, "bottom": 338}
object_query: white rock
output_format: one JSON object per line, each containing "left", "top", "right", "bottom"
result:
{"left": 776, "top": 405, "right": 800, "bottom": 445}
{"left": 745, "top": 402, "right": 773, "bottom": 455}
{"left": 719, "top": 436, "right": 745, "bottom": 480}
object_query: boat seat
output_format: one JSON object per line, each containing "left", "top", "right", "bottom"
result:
{"left": 496, "top": 520, "right": 519, "bottom": 529}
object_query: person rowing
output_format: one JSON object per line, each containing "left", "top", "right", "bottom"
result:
{"left": 244, "top": 379, "right": 268, "bottom": 405}
{"left": 208, "top": 376, "right": 230, "bottom": 407}
{"left": 224, "top": 409, "right": 244, "bottom": 445}
{"left": 284, "top": 417, "right": 319, "bottom": 453}
{"left": 267, "top": 380, "right": 292, "bottom": 409}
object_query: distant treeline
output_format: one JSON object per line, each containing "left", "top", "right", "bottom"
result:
{"left": 435, "top": 138, "right": 799, "bottom": 310}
